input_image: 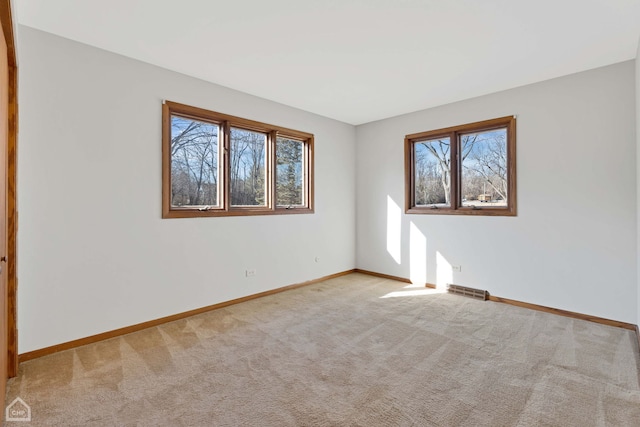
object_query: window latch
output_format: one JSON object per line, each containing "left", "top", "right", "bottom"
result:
{"left": 198, "top": 206, "right": 212, "bottom": 211}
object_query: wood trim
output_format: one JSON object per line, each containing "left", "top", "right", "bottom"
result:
{"left": 506, "top": 114, "right": 517, "bottom": 216}
{"left": 405, "top": 115, "right": 516, "bottom": 216}
{"left": 165, "top": 101, "right": 312, "bottom": 139}
{"left": 487, "top": 295, "right": 637, "bottom": 331}
{"left": 166, "top": 205, "right": 314, "bottom": 218}
{"left": 451, "top": 129, "right": 459, "bottom": 211}
{"left": 354, "top": 269, "right": 411, "bottom": 284}
{"left": 0, "top": 0, "right": 17, "bottom": 378}
{"left": 5, "top": 35, "right": 15, "bottom": 377}
{"left": 162, "top": 100, "right": 314, "bottom": 218}
{"left": 404, "top": 135, "right": 413, "bottom": 212}
{"left": 269, "top": 130, "right": 277, "bottom": 210}
{"left": 353, "top": 269, "right": 437, "bottom": 289}
{"left": 18, "top": 269, "right": 357, "bottom": 363}
{"left": 0, "top": 0, "right": 15, "bottom": 68}
{"left": 161, "top": 102, "right": 171, "bottom": 218}
{"left": 405, "top": 116, "right": 515, "bottom": 141}
{"left": 222, "top": 119, "right": 230, "bottom": 211}
{"left": 405, "top": 206, "right": 516, "bottom": 216}
{"left": 305, "top": 135, "right": 314, "bottom": 213}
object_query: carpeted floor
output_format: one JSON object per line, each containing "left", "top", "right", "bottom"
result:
{"left": 5, "top": 273, "right": 640, "bottom": 426}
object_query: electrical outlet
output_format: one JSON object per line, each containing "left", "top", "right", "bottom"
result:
{"left": 245, "top": 269, "right": 256, "bottom": 277}
{"left": 452, "top": 265, "right": 462, "bottom": 272}
{"left": 315, "top": 257, "right": 320, "bottom": 263}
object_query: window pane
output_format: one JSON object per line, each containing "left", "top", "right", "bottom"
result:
{"left": 460, "top": 129, "right": 508, "bottom": 207}
{"left": 414, "top": 137, "right": 451, "bottom": 207}
{"left": 276, "top": 137, "right": 304, "bottom": 207}
{"left": 170, "top": 115, "right": 219, "bottom": 207}
{"left": 230, "top": 127, "right": 267, "bottom": 206}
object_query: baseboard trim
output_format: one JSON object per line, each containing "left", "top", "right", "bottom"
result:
{"left": 18, "top": 269, "right": 356, "bottom": 363}
{"left": 354, "top": 269, "right": 438, "bottom": 289}
{"left": 353, "top": 269, "right": 411, "bottom": 284}
{"left": 355, "top": 268, "right": 638, "bottom": 331}
{"left": 486, "top": 295, "right": 636, "bottom": 331}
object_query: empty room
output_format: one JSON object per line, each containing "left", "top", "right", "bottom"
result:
{"left": 1, "top": 0, "right": 640, "bottom": 425}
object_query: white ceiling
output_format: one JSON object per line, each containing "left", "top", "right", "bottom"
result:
{"left": 15, "top": 0, "right": 640, "bottom": 125}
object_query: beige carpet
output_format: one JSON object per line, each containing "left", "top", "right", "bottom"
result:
{"left": 5, "top": 273, "right": 640, "bottom": 426}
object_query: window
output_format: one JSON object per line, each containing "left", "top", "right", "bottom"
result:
{"left": 405, "top": 116, "right": 516, "bottom": 216}
{"left": 275, "top": 137, "right": 305, "bottom": 207}
{"left": 163, "top": 101, "right": 314, "bottom": 218}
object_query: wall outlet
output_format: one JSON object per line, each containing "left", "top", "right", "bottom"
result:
{"left": 245, "top": 269, "right": 256, "bottom": 277}
{"left": 315, "top": 257, "right": 320, "bottom": 263}
{"left": 452, "top": 265, "right": 462, "bottom": 272}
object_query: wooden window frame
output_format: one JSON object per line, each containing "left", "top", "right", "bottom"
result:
{"left": 405, "top": 116, "right": 516, "bottom": 216}
{"left": 162, "top": 101, "right": 314, "bottom": 218}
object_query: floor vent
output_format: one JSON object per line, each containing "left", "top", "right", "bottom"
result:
{"left": 447, "top": 284, "right": 488, "bottom": 301}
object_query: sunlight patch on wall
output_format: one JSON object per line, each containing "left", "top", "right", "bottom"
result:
{"left": 409, "top": 222, "right": 427, "bottom": 287}
{"left": 386, "top": 195, "right": 402, "bottom": 264}
{"left": 436, "top": 251, "right": 453, "bottom": 290}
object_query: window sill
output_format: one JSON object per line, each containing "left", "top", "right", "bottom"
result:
{"left": 162, "top": 207, "right": 314, "bottom": 219}
{"left": 406, "top": 206, "right": 516, "bottom": 216}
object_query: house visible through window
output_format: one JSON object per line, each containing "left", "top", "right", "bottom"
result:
{"left": 163, "top": 101, "right": 314, "bottom": 218}
{"left": 405, "top": 116, "right": 516, "bottom": 216}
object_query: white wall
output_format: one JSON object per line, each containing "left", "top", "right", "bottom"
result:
{"left": 357, "top": 61, "right": 637, "bottom": 324}
{"left": 17, "top": 26, "right": 357, "bottom": 353}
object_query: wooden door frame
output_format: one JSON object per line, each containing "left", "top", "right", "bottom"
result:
{"left": 0, "top": 0, "right": 18, "bottom": 378}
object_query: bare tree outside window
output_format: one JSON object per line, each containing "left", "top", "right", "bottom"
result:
{"left": 230, "top": 128, "right": 266, "bottom": 206}
{"left": 170, "top": 116, "right": 219, "bottom": 207}
{"left": 414, "top": 138, "right": 450, "bottom": 206}
{"left": 461, "top": 129, "right": 508, "bottom": 207}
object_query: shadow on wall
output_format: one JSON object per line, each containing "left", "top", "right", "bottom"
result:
{"left": 386, "top": 195, "right": 453, "bottom": 290}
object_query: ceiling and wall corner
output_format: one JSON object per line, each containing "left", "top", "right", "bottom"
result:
{"left": 13, "top": 0, "right": 640, "bottom": 126}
